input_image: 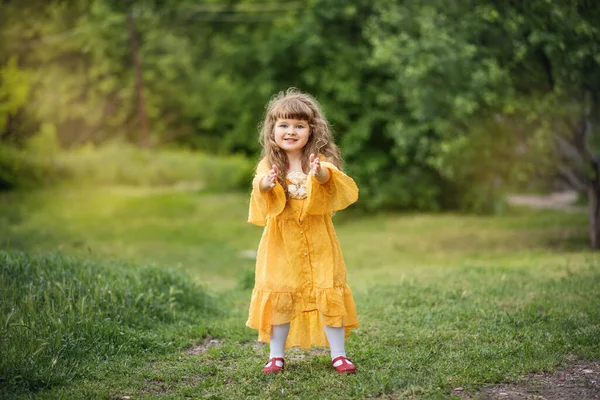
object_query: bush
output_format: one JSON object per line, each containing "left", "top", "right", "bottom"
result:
{"left": 0, "top": 139, "right": 254, "bottom": 192}
{"left": 59, "top": 141, "right": 254, "bottom": 191}
{"left": 0, "top": 144, "right": 67, "bottom": 190}
{"left": 438, "top": 117, "right": 557, "bottom": 214}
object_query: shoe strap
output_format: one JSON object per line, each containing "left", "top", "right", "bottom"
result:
{"left": 332, "top": 356, "right": 352, "bottom": 365}
{"left": 265, "top": 357, "right": 285, "bottom": 365}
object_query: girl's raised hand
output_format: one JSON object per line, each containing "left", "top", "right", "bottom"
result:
{"left": 310, "top": 153, "right": 330, "bottom": 184}
{"left": 309, "top": 153, "right": 321, "bottom": 175}
{"left": 261, "top": 164, "right": 278, "bottom": 192}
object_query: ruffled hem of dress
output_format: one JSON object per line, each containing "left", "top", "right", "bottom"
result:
{"left": 245, "top": 285, "right": 359, "bottom": 349}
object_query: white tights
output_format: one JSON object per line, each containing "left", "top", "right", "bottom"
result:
{"left": 269, "top": 322, "right": 350, "bottom": 366}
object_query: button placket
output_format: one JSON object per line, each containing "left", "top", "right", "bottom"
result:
{"left": 299, "top": 221, "right": 313, "bottom": 288}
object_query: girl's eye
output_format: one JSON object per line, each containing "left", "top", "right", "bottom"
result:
{"left": 280, "top": 124, "right": 287, "bottom": 128}
{"left": 296, "top": 125, "right": 305, "bottom": 129}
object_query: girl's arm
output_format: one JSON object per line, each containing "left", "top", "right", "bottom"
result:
{"left": 303, "top": 155, "right": 358, "bottom": 218}
{"left": 248, "top": 159, "right": 286, "bottom": 226}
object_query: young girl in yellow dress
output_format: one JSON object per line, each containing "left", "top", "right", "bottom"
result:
{"left": 246, "top": 88, "right": 359, "bottom": 374}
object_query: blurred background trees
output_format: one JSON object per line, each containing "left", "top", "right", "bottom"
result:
{"left": 1, "top": 0, "right": 599, "bottom": 239}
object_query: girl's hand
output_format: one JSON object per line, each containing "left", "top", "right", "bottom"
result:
{"left": 309, "top": 153, "right": 321, "bottom": 176}
{"left": 310, "top": 153, "right": 330, "bottom": 184}
{"left": 260, "top": 165, "right": 278, "bottom": 192}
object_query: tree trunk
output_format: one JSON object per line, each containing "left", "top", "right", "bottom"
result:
{"left": 127, "top": 12, "right": 150, "bottom": 148}
{"left": 588, "top": 160, "right": 600, "bottom": 249}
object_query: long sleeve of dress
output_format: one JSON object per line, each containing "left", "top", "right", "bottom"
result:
{"left": 303, "top": 161, "right": 358, "bottom": 218}
{"left": 248, "top": 158, "right": 286, "bottom": 226}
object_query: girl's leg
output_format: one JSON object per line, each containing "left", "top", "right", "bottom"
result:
{"left": 267, "top": 322, "right": 290, "bottom": 368}
{"left": 324, "top": 325, "right": 354, "bottom": 367}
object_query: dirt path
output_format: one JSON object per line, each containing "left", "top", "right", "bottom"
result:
{"left": 506, "top": 191, "right": 585, "bottom": 213}
{"left": 507, "top": 191, "right": 586, "bottom": 213}
{"left": 457, "top": 360, "right": 600, "bottom": 399}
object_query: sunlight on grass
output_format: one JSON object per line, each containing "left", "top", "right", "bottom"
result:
{"left": 0, "top": 187, "right": 588, "bottom": 291}
{"left": 0, "top": 187, "right": 258, "bottom": 289}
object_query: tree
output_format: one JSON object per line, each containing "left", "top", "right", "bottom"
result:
{"left": 367, "top": 0, "right": 600, "bottom": 244}
{"left": 2, "top": 0, "right": 598, "bottom": 234}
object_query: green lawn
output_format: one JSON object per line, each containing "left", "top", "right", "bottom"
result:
{"left": 1, "top": 186, "right": 598, "bottom": 399}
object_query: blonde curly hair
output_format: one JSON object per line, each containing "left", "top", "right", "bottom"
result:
{"left": 258, "top": 88, "right": 342, "bottom": 194}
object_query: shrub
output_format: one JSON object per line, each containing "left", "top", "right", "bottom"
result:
{"left": 0, "top": 139, "right": 254, "bottom": 192}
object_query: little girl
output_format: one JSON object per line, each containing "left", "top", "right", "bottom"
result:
{"left": 246, "top": 88, "right": 359, "bottom": 374}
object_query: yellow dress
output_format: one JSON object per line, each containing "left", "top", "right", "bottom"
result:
{"left": 246, "top": 156, "right": 359, "bottom": 349}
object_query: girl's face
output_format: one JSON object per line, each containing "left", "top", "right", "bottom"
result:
{"left": 273, "top": 118, "right": 311, "bottom": 155}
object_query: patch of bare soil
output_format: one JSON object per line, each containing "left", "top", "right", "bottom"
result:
{"left": 456, "top": 360, "right": 600, "bottom": 400}
{"left": 243, "top": 340, "right": 266, "bottom": 351}
{"left": 186, "top": 335, "right": 223, "bottom": 355}
{"left": 286, "top": 346, "right": 330, "bottom": 361}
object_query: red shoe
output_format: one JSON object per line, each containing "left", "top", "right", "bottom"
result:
{"left": 262, "top": 357, "right": 284, "bottom": 374}
{"left": 332, "top": 356, "right": 356, "bottom": 374}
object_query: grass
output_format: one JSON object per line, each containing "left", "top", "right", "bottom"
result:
{"left": 0, "top": 185, "right": 598, "bottom": 399}
{"left": 0, "top": 251, "right": 219, "bottom": 394}
{"left": 0, "top": 187, "right": 256, "bottom": 289}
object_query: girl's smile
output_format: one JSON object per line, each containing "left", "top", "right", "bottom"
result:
{"left": 274, "top": 118, "right": 310, "bottom": 154}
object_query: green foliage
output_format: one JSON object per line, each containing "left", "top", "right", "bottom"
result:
{"left": 58, "top": 141, "right": 254, "bottom": 190}
{"left": 366, "top": 0, "right": 600, "bottom": 211}
{"left": 0, "top": 57, "right": 30, "bottom": 134}
{"left": 0, "top": 143, "right": 67, "bottom": 191}
{"left": 0, "top": 250, "right": 218, "bottom": 393}
{"left": 437, "top": 116, "right": 558, "bottom": 213}
{"left": 1, "top": 0, "right": 599, "bottom": 212}
{"left": 0, "top": 140, "right": 253, "bottom": 191}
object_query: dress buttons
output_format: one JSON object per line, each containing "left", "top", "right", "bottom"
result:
{"left": 300, "top": 230, "right": 303, "bottom": 234}
{"left": 303, "top": 252, "right": 307, "bottom": 256}
{"left": 307, "top": 280, "right": 310, "bottom": 284}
